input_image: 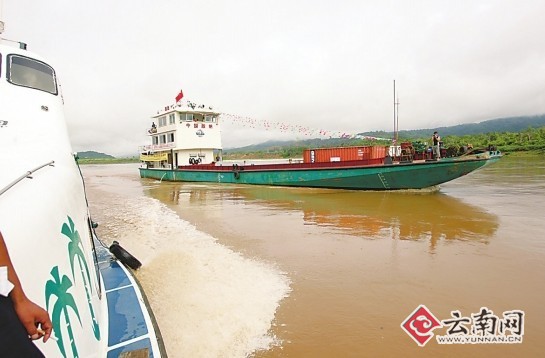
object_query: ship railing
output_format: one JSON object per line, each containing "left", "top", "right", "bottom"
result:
{"left": 0, "top": 161, "right": 55, "bottom": 196}
{"left": 139, "top": 143, "right": 175, "bottom": 152}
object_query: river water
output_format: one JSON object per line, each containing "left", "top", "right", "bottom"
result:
{"left": 81, "top": 155, "right": 545, "bottom": 357}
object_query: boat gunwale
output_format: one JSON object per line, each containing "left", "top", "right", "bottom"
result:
{"left": 141, "top": 156, "right": 494, "bottom": 174}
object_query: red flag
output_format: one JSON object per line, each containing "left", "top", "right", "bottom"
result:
{"left": 175, "top": 89, "right": 184, "bottom": 102}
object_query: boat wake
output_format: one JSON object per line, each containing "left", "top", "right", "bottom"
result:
{"left": 82, "top": 164, "right": 291, "bottom": 357}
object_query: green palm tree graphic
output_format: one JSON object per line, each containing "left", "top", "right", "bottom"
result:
{"left": 62, "top": 216, "right": 100, "bottom": 339}
{"left": 46, "top": 266, "right": 82, "bottom": 358}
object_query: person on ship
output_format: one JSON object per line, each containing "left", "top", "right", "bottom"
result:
{"left": 0, "top": 230, "right": 52, "bottom": 357}
{"left": 432, "top": 131, "right": 441, "bottom": 159}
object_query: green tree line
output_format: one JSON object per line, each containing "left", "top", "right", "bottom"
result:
{"left": 419, "top": 126, "right": 545, "bottom": 153}
{"left": 224, "top": 126, "right": 545, "bottom": 159}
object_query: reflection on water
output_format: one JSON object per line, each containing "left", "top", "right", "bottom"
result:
{"left": 155, "top": 184, "right": 498, "bottom": 253}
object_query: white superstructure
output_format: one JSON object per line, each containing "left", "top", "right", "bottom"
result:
{"left": 140, "top": 100, "right": 223, "bottom": 168}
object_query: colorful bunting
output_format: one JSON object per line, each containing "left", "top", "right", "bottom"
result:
{"left": 219, "top": 113, "right": 392, "bottom": 141}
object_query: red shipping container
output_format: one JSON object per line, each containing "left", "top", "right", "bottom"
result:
{"left": 304, "top": 146, "right": 374, "bottom": 163}
{"left": 370, "top": 146, "right": 388, "bottom": 159}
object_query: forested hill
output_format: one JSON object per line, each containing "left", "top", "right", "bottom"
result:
{"left": 76, "top": 151, "right": 115, "bottom": 159}
{"left": 228, "top": 114, "right": 545, "bottom": 152}
{"left": 361, "top": 114, "right": 545, "bottom": 139}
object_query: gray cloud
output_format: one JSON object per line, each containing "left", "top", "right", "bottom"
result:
{"left": 4, "top": 0, "right": 544, "bottom": 156}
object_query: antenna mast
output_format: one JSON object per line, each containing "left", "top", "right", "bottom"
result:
{"left": 393, "top": 80, "right": 400, "bottom": 144}
{"left": 396, "top": 92, "right": 400, "bottom": 144}
{"left": 393, "top": 80, "right": 396, "bottom": 143}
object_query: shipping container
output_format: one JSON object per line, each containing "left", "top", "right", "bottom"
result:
{"left": 370, "top": 146, "right": 388, "bottom": 159}
{"left": 304, "top": 146, "right": 386, "bottom": 163}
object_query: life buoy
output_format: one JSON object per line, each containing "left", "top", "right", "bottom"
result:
{"left": 109, "top": 241, "right": 142, "bottom": 270}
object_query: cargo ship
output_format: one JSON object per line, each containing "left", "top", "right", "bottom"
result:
{"left": 139, "top": 98, "right": 501, "bottom": 190}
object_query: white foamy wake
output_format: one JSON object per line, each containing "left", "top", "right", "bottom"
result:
{"left": 84, "top": 169, "right": 291, "bottom": 358}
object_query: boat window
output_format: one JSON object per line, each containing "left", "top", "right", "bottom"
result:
{"left": 204, "top": 115, "right": 217, "bottom": 123}
{"left": 160, "top": 134, "right": 166, "bottom": 144}
{"left": 152, "top": 136, "right": 159, "bottom": 145}
{"left": 179, "top": 113, "right": 194, "bottom": 122}
{"left": 169, "top": 113, "right": 175, "bottom": 124}
{"left": 7, "top": 54, "right": 58, "bottom": 94}
{"left": 158, "top": 116, "right": 167, "bottom": 127}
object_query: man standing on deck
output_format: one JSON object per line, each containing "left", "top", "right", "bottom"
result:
{"left": 432, "top": 131, "right": 441, "bottom": 159}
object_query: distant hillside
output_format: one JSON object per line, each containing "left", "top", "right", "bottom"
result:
{"left": 77, "top": 151, "right": 115, "bottom": 159}
{"left": 226, "top": 114, "right": 545, "bottom": 152}
{"left": 361, "top": 114, "right": 545, "bottom": 139}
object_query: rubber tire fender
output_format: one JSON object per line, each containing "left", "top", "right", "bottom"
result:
{"left": 109, "top": 241, "right": 142, "bottom": 270}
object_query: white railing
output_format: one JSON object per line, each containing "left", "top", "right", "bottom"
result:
{"left": 139, "top": 143, "right": 175, "bottom": 152}
{"left": 0, "top": 161, "right": 55, "bottom": 196}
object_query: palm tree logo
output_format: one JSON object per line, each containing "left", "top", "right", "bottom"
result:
{"left": 45, "top": 266, "right": 82, "bottom": 358}
{"left": 62, "top": 216, "right": 100, "bottom": 339}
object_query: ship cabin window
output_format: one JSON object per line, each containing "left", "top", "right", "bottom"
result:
{"left": 158, "top": 116, "right": 167, "bottom": 127}
{"left": 167, "top": 133, "right": 175, "bottom": 142}
{"left": 6, "top": 54, "right": 58, "bottom": 95}
{"left": 152, "top": 136, "right": 159, "bottom": 145}
{"left": 160, "top": 134, "right": 166, "bottom": 144}
{"left": 204, "top": 115, "right": 216, "bottom": 123}
{"left": 179, "top": 113, "right": 194, "bottom": 123}
{"left": 169, "top": 113, "right": 175, "bottom": 124}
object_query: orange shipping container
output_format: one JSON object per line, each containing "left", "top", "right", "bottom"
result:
{"left": 303, "top": 146, "right": 374, "bottom": 163}
{"left": 370, "top": 146, "right": 388, "bottom": 159}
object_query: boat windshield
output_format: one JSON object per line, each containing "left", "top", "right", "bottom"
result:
{"left": 7, "top": 54, "right": 57, "bottom": 95}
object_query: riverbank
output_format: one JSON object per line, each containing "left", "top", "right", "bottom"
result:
{"left": 77, "top": 157, "right": 140, "bottom": 164}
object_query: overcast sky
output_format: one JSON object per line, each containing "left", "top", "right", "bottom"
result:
{"left": 3, "top": 0, "right": 544, "bottom": 156}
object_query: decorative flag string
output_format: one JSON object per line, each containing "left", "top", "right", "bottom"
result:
{"left": 167, "top": 90, "right": 391, "bottom": 141}
{"left": 219, "top": 112, "right": 392, "bottom": 141}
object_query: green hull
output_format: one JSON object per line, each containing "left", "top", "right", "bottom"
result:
{"left": 139, "top": 156, "right": 500, "bottom": 190}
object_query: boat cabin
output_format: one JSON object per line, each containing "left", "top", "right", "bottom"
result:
{"left": 140, "top": 100, "right": 222, "bottom": 168}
